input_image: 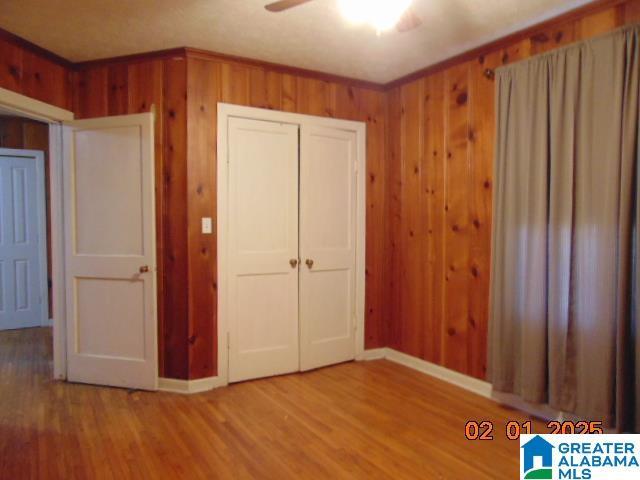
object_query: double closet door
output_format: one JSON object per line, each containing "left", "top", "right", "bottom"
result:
{"left": 227, "top": 117, "right": 357, "bottom": 383}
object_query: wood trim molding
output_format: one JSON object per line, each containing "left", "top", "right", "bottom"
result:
{"left": 384, "top": 0, "right": 630, "bottom": 89}
{"left": 358, "top": 348, "right": 387, "bottom": 361}
{"left": 384, "top": 348, "right": 493, "bottom": 398}
{"left": 0, "top": 27, "right": 73, "bottom": 68}
{"left": 74, "top": 48, "right": 188, "bottom": 70}
{"left": 2, "top": 0, "right": 634, "bottom": 92}
{"left": 376, "top": 348, "right": 570, "bottom": 422}
{"left": 183, "top": 47, "right": 386, "bottom": 92}
{"left": 157, "top": 376, "right": 226, "bottom": 394}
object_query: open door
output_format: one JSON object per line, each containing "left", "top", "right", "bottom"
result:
{"left": 63, "top": 113, "right": 157, "bottom": 390}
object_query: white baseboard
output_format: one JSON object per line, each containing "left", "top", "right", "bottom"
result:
{"left": 384, "top": 348, "right": 493, "bottom": 398}
{"left": 358, "top": 348, "right": 387, "bottom": 361}
{"left": 362, "top": 347, "right": 564, "bottom": 422}
{"left": 158, "top": 376, "right": 226, "bottom": 394}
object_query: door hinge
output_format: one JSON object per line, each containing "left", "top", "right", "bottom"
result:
{"left": 227, "top": 332, "right": 230, "bottom": 350}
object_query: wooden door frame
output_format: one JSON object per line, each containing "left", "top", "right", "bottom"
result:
{"left": 0, "top": 148, "right": 49, "bottom": 329}
{"left": 217, "top": 102, "right": 367, "bottom": 387}
{"left": 0, "top": 87, "right": 74, "bottom": 380}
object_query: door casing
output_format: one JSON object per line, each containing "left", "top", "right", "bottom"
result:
{"left": 0, "top": 86, "right": 74, "bottom": 380}
{"left": 217, "top": 103, "right": 367, "bottom": 386}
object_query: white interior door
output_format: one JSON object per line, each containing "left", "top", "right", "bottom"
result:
{"left": 299, "top": 126, "right": 357, "bottom": 371}
{"left": 63, "top": 113, "right": 157, "bottom": 390}
{"left": 0, "top": 150, "right": 47, "bottom": 331}
{"left": 227, "top": 117, "right": 300, "bottom": 382}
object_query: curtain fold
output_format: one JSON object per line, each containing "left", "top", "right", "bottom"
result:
{"left": 489, "top": 24, "right": 640, "bottom": 432}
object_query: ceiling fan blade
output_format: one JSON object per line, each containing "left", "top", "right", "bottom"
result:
{"left": 396, "top": 7, "right": 423, "bottom": 32}
{"left": 265, "top": 0, "right": 315, "bottom": 12}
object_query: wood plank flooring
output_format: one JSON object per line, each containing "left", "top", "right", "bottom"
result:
{"left": 0, "top": 328, "right": 541, "bottom": 479}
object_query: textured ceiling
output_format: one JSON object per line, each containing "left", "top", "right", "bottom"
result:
{"left": 0, "top": 0, "right": 593, "bottom": 83}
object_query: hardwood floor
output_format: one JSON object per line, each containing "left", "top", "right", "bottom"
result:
{"left": 0, "top": 328, "right": 541, "bottom": 479}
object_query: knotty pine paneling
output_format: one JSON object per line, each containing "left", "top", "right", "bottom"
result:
{"left": 0, "top": 37, "right": 72, "bottom": 110}
{"left": 386, "top": 0, "right": 640, "bottom": 379}
{"left": 73, "top": 52, "right": 387, "bottom": 379}
{"left": 5, "top": 0, "right": 634, "bottom": 382}
{"left": 185, "top": 52, "right": 388, "bottom": 377}
{"left": 74, "top": 55, "right": 185, "bottom": 378}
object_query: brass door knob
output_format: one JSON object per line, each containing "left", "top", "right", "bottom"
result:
{"left": 139, "top": 265, "right": 150, "bottom": 273}
{"left": 305, "top": 259, "right": 314, "bottom": 269}
{"left": 289, "top": 258, "right": 298, "bottom": 268}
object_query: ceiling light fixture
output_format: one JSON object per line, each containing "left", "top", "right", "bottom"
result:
{"left": 338, "top": 0, "right": 413, "bottom": 33}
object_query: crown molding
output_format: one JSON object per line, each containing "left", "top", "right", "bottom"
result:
{"left": 0, "top": 27, "right": 73, "bottom": 68}
{"left": 0, "top": 0, "right": 630, "bottom": 92}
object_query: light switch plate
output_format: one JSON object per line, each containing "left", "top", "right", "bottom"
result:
{"left": 202, "top": 217, "right": 213, "bottom": 234}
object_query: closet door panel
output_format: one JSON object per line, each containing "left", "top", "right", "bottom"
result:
{"left": 228, "top": 118, "right": 300, "bottom": 382}
{"left": 300, "top": 126, "right": 357, "bottom": 371}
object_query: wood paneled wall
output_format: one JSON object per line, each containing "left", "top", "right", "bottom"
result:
{"left": 73, "top": 54, "right": 192, "bottom": 378}
{"left": 4, "top": 0, "right": 640, "bottom": 381}
{"left": 0, "top": 35, "right": 72, "bottom": 110}
{"left": 182, "top": 53, "right": 388, "bottom": 378}
{"left": 72, "top": 51, "right": 388, "bottom": 379}
{"left": 385, "top": 0, "right": 640, "bottom": 379}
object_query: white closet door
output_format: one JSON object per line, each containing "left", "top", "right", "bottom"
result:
{"left": 0, "top": 152, "right": 46, "bottom": 331}
{"left": 228, "top": 118, "right": 300, "bottom": 382}
{"left": 64, "top": 113, "right": 157, "bottom": 390}
{"left": 299, "top": 126, "right": 357, "bottom": 371}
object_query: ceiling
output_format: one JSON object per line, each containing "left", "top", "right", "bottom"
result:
{"left": 0, "top": 0, "right": 593, "bottom": 83}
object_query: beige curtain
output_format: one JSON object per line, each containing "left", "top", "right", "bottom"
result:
{"left": 489, "top": 24, "right": 640, "bottom": 432}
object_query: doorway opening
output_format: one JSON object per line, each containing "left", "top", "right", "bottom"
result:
{"left": 0, "top": 116, "right": 51, "bottom": 367}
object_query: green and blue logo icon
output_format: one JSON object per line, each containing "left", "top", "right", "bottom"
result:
{"left": 521, "top": 435, "right": 555, "bottom": 479}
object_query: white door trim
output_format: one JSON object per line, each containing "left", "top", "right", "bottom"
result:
{"left": 0, "top": 87, "right": 74, "bottom": 123}
{"left": 0, "top": 87, "right": 73, "bottom": 379}
{"left": 217, "top": 103, "right": 367, "bottom": 387}
{"left": 0, "top": 148, "right": 49, "bottom": 329}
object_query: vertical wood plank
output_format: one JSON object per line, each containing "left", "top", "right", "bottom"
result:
{"left": 529, "top": 21, "right": 577, "bottom": 55}
{"left": 0, "top": 39, "right": 23, "bottom": 94}
{"left": 467, "top": 52, "right": 500, "bottom": 379}
{"left": 296, "top": 78, "right": 335, "bottom": 117}
{"left": 281, "top": 74, "right": 297, "bottom": 112}
{"left": 624, "top": 0, "right": 640, "bottom": 22}
{"left": 442, "top": 63, "right": 471, "bottom": 373}
{"left": 22, "top": 50, "right": 70, "bottom": 109}
{"left": 421, "top": 72, "right": 445, "bottom": 365}
{"left": 385, "top": 87, "right": 403, "bottom": 349}
{"left": 248, "top": 67, "right": 282, "bottom": 110}
{"left": 127, "top": 59, "right": 166, "bottom": 374}
{"left": 399, "top": 80, "right": 424, "bottom": 359}
{"left": 577, "top": 7, "right": 622, "bottom": 39}
{"left": 361, "top": 89, "right": 387, "bottom": 348}
{"left": 74, "top": 67, "right": 108, "bottom": 118}
{"left": 162, "top": 57, "right": 189, "bottom": 379}
{"left": 107, "top": 64, "right": 128, "bottom": 116}
{"left": 0, "top": 116, "right": 24, "bottom": 148}
{"left": 221, "top": 62, "right": 250, "bottom": 105}
{"left": 186, "top": 57, "right": 218, "bottom": 378}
